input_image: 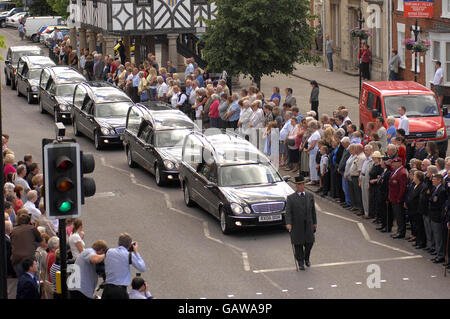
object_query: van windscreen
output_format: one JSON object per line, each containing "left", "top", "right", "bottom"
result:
{"left": 384, "top": 95, "right": 439, "bottom": 118}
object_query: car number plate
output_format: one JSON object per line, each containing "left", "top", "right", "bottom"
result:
{"left": 259, "top": 214, "right": 282, "bottom": 222}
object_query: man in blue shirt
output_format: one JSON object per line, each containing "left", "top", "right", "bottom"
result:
{"left": 225, "top": 94, "right": 241, "bottom": 129}
{"left": 279, "top": 111, "right": 293, "bottom": 167}
{"left": 185, "top": 58, "right": 194, "bottom": 78}
{"left": 131, "top": 68, "right": 140, "bottom": 103}
{"left": 195, "top": 68, "right": 204, "bottom": 88}
{"left": 292, "top": 107, "right": 304, "bottom": 122}
{"left": 102, "top": 233, "right": 146, "bottom": 299}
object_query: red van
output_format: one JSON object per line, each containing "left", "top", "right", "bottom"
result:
{"left": 359, "top": 81, "right": 448, "bottom": 155}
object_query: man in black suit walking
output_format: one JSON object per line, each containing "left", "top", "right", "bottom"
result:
{"left": 286, "top": 176, "right": 317, "bottom": 271}
{"left": 16, "top": 258, "right": 40, "bottom": 299}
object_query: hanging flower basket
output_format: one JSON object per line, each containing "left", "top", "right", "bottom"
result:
{"left": 412, "top": 39, "right": 431, "bottom": 53}
{"left": 350, "top": 27, "right": 372, "bottom": 39}
{"left": 403, "top": 38, "right": 415, "bottom": 50}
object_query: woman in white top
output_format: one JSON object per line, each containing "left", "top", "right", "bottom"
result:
{"left": 238, "top": 99, "right": 252, "bottom": 135}
{"left": 248, "top": 100, "right": 264, "bottom": 129}
{"left": 305, "top": 120, "right": 321, "bottom": 184}
{"left": 68, "top": 219, "right": 85, "bottom": 260}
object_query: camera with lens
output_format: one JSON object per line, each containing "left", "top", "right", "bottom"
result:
{"left": 129, "top": 242, "right": 136, "bottom": 252}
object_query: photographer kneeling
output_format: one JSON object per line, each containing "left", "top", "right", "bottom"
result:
{"left": 69, "top": 240, "right": 108, "bottom": 299}
{"left": 102, "top": 233, "right": 146, "bottom": 299}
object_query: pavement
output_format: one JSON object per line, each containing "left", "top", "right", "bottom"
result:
{"left": 2, "top": 27, "right": 450, "bottom": 299}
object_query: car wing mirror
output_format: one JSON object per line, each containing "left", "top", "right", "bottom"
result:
{"left": 144, "top": 144, "right": 153, "bottom": 150}
{"left": 204, "top": 182, "right": 218, "bottom": 189}
{"left": 283, "top": 175, "right": 290, "bottom": 182}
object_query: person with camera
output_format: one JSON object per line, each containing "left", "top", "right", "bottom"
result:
{"left": 68, "top": 240, "right": 108, "bottom": 299}
{"left": 102, "top": 233, "right": 146, "bottom": 299}
{"left": 129, "top": 276, "right": 154, "bottom": 299}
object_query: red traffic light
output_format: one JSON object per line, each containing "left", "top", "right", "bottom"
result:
{"left": 56, "top": 156, "right": 73, "bottom": 171}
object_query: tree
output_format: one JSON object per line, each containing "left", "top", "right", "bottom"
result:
{"left": 200, "top": 0, "right": 320, "bottom": 89}
{"left": 46, "top": 0, "right": 70, "bottom": 18}
{"left": 29, "top": 0, "right": 56, "bottom": 16}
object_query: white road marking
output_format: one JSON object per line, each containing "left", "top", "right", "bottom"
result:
{"left": 252, "top": 255, "right": 423, "bottom": 273}
{"left": 282, "top": 289, "right": 288, "bottom": 293}
{"left": 256, "top": 292, "right": 263, "bottom": 295}
{"left": 355, "top": 282, "right": 362, "bottom": 285}
{"left": 380, "top": 280, "right": 387, "bottom": 283}
{"left": 402, "top": 278, "right": 409, "bottom": 281}
{"left": 307, "top": 287, "right": 314, "bottom": 290}
{"left": 331, "top": 284, "right": 338, "bottom": 288}
{"left": 92, "top": 191, "right": 116, "bottom": 199}
{"left": 242, "top": 252, "right": 251, "bottom": 271}
{"left": 431, "top": 275, "right": 437, "bottom": 278}
{"left": 227, "top": 294, "right": 235, "bottom": 298}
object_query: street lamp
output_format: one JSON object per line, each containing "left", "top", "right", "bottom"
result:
{"left": 410, "top": 19, "right": 421, "bottom": 82}
{"left": 358, "top": 5, "right": 365, "bottom": 100}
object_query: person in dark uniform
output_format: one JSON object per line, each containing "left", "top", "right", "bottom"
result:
{"left": 369, "top": 151, "right": 384, "bottom": 221}
{"left": 428, "top": 174, "right": 447, "bottom": 263}
{"left": 286, "top": 176, "right": 317, "bottom": 271}
{"left": 388, "top": 157, "right": 408, "bottom": 239}
{"left": 118, "top": 40, "right": 126, "bottom": 64}
{"left": 376, "top": 158, "right": 391, "bottom": 232}
{"left": 406, "top": 170, "right": 427, "bottom": 249}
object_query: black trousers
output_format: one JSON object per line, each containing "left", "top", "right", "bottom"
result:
{"left": 338, "top": 173, "right": 345, "bottom": 201}
{"left": 294, "top": 242, "right": 314, "bottom": 266}
{"left": 386, "top": 202, "right": 394, "bottom": 232}
{"left": 392, "top": 203, "right": 406, "bottom": 236}
{"left": 329, "top": 166, "right": 337, "bottom": 198}
{"left": 361, "top": 62, "right": 370, "bottom": 80}
{"left": 311, "top": 101, "right": 319, "bottom": 115}
{"left": 102, "top": 284, "right": 129, "bottom": 299}
{"left": 351, "top": 176, "right": 363, "bottom": 211}
{"left": 227, "top": 120, "right": 238, "bottom": 129}
{"left": 322, "top": 171, "right": 330, "bottom": 194}
{"left": 409, "top": 213, "right": 426, "bottom": 246}
{"left": 69, "top": 290, "right": 91, "bottom": 300}
{"left": 131, "top": 87, "right": 139, "bottom": 103}
{"left": 368, "top": 186, "right": 377, "bottom": 218}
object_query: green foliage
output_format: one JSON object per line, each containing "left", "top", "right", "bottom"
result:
{"left": 46, "top": 0, "right": 70, "bottom": 18}
{"left": 200, "top": 0, "right": 321, "bottom": 88}
{"left": 0, "top": 35, "right": 6, "bottom": 61}
{"left": 12, "top": 0, "right": 23, "bottom": 8}
{"left": 29, "top": 0, "right": 56, "bottom": 16}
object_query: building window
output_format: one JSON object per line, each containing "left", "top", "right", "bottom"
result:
{"left": 331, "top": 3, "right": 340, "bottom": 48}
{"left": 397, "top": 0, "right": 404, "bottom": 11}
{"left": 433, "top": 41, "right": 440, "bottom": 61}
{"left": 397, "top": 23, "right": 405, "bottom": 69}
{"left": 442, "top": 0, "right": 450, "bottom": 18}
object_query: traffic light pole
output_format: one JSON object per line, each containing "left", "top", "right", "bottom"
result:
{"left": 58, "top": 219, "right": 67, "bottom": 299}
{"left": 0, "top": 65, "right": 8, "bottom": 299}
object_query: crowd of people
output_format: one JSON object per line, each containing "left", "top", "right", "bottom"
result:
{"left": 3, "top": 135, "right": 152, "bottom": 299}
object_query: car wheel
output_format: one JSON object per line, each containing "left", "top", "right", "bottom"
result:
{"left": 220, "top": 208, "right": 233, "bottom": 235}
{"left": 184, "top": 182, "right": 194, "bottom": 207}
{"left": 155, "top": 165, "right": 165, "bottom": 186}
{"left": 31, "top": 34, "right": 37, "bottom": 42}
{"left": 94, "top": 132, "right": 103, "bottom": 150}
{"left": 73, "top": 120, "right": 81, "bottom": 136}
{"left": 5, "top": 72, "right": 10, "bottom": 85}
{"left": 27, "top": 91, "right": 35, "bottom": 104}
{"left": 39, "top": 99, "right": 46, "bottom": 114}
{"left": 54, "top": 109, "right": 60, "bottom": 122}
{"left": 1, "top": 21, "right": 5, "bottom": 28}
{"left": 16, "top": 84, "right": 22, "bottom": 96}
{"left": 126, "top": 147, "right": 137, "bottom": 168}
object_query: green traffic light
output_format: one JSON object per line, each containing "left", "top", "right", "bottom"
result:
{"left": 58, "top": 201, "right": 72, "bottom": 212}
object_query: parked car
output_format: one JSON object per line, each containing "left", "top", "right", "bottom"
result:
{"left": 4, "top": 45, "right": 44, "bottom": 90}
{"left": 179, "top": 131, "right": 294, "bottom": 234}
{"left": 359, "top": 81, "right": 448, "bottom": 157}
{"left": 0, "top": 1, "right": 16, "bottom": 12}
{"left": 15, "top": 55, "right": 55, "bottom": 104}
{"left": 123, "top": 104, "right": 198, "bottom": 186}
{"left": 39, "top": 66, "right": 86, "bottom": 123}
{"left": 0, "top": 7, "right": 24, "bottom": 28}
{"left": 5, "top": 11, "right": 26, "bottom": 28}
{"left": 23, "top": 16, "right": 64, "bottom": 42}
{"left": 71, "top": 81, "right": 134, "bottom": 150}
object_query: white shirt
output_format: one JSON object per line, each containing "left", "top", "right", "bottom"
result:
{"left": 398, "top": 114, "right": 409, "bottom": 135}
{"left": 157, "top": 82, "right": 169, "bottom": 98}
{"left": 239, "top": 107, "right": 253, "bottom": 134}
{"left": 308, "top": 130, "right": 321, "bottom": 152}
{"left": 344, "top": 116, "right": 351, "bottom": 123}
{"left": 195, "top": 105, "right": 203, "bottom": 118}
{"left": 433, "top": 67, "right": 443, "bottom": 86}
{"left": 68, "top": 232, "right": 85, "bottom": 260}
{"left": 24, "top": 201, "right": 41, "bottom": 223}
{"left": 249, "top": 108, "right": 264, "bottom": 128}
{"left": 171, "top": 92, "right": 187, "bottom": 108}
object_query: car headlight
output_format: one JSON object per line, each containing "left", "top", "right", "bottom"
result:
{"left": 31, "top": 86, "right": 38, "bottom": 92}
{"left": 244, "top": 206, "right": 251, "bottom": 214}
{"left": 59, "top": 103, "right": 69, "bottom": 111}
{"left": 436, "top": 127, "right": 445, "bottom": 138}
{"left": 100, "top": 127, "right": 115, "bottom": 136}
{"left": 164, "top": 160, "right": 175, "bottom": 170}
{"left": 231, "top": 203, "right": 243, "bottom": 215}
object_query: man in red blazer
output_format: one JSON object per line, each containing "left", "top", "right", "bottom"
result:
{"left": 388, "top": 157, "right": 408, "bottom": 238}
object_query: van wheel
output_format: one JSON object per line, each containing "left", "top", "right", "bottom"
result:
{"left": 126, "top": 147, "right": 137, "bottom": 168}
{"left": 183, "top": 182, "right": 194, "bottom": 207}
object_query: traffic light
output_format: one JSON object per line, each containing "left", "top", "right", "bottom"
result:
{"left": 80, "top": 151, "right": 96, "bottom": 204}
{"left": 44, "top": 143, "right": 81, "bottom": 218}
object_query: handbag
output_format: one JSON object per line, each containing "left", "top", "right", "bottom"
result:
{"left": 140, "top": 90, "right": 149, "bottom": 102}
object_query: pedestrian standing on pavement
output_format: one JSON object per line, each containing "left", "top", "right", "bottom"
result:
{"left": 103, "top": 233, "right": 146, "bottom": 299}
{"left": 398, "top": 106, "right": 409, "bottom": 137}
{"left": 305, "top": 121, "right": 321, "bottom": 185}
{"left": 406, "top": 170, "right": 427, "bottom": 249}
{"left": 428, "top": 174, "right": 447, "bottom": 263}
{"left": 360, "top": 144, "right": 374, "bottom": 219}
{"left": 388, "top": 157, "right": 408, "bottom": 239}
{"left": 284, "top": 88, "right": 296, "bottom": 107}
{"left": 325, "top": 35, "right": 334, "bottom": 72}
{"left": 18, "top": 22, "right": 24, "bottom": 41}
{"left": 433, "top": 61, "right": 444, "bottom": 107}
{"left": 286, "top": 176, "right": 317, "bottom": 271}
{"left": 309, "top": 81, "right": 319, "bottom": 115}
{"left": 388, "top": 50, "right": 401, "bottom": 81}
{"left": 375, "top": 158, "right": 391, "bottom": 232}
{"left": 358, "top": 43, "right": 372, "bottom": 80}
{"left": 349, "top": 144, "right": 366, "bottom": 215}
{"left": 68, "top": 219, "right": 85, "bottom": 260}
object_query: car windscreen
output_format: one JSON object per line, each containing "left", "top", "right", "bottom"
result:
{"left": 384, "top": 95, "right": 440, "bottom": 118}
{"left": 95, "top": 102, "right": 133, "bottom": 118}
{"left": 12, "top": 50, "right": 43, "bottom": 63}
{"left": 155, "top": 129, "right": 192, "bottom": 148}
{"left": 56, "top": 83, "right": 77, "bottom": 97}
{"left": 28, "top": 69, "right": 42, "bottom": 80}
{"left": 218, "top": 163, "right": 282, "bottom": 187}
